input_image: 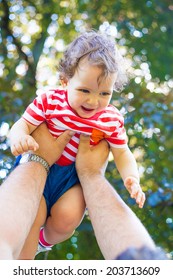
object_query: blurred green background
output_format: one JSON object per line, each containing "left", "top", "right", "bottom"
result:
{"left": 0, "top": 0, "right": 173, "bottom": 260}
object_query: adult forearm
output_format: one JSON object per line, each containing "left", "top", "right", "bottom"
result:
{"left": 0, "top": 124, "right": 73, "bottom": 259}
{"left": 79, "top": 174, "right": 155, "bottom": 260}
{"left": 0, "top": 163, "right": 46, "bottom": 259}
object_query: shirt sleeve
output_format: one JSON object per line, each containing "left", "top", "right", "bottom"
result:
{"left": 22, "top": 93, "right": 48, "bottom": 126}
{"left": 106, "top": 111, "right": 128, "bottom": 148}
{"left": 107, "top": 129, "right": 128, "bottom": 148}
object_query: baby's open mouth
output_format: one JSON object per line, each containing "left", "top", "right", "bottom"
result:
{"left": 81, "top": 106, "right": 95, "bottom": 112}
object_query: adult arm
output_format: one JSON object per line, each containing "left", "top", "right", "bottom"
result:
{"left": 76, "top": 134, "right": 155, "bottom": 260}
{"left": 0, "top": 123, "right": 73, "bottom": 259}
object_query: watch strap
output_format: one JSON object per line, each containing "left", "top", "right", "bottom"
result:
{"left": 20, "top": 153, "right": 50, "bottom": 174}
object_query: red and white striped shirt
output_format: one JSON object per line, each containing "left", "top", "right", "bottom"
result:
{"left": 22, "top": 89, "right": 127, "bottom": 165}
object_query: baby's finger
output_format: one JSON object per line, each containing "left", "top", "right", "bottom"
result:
{"left": 27, "top": 137, "right": 39, "bottom": 151}
{"left": 136, "top": 191, "right": 142, "bottom": 203}
{"left": 12, "top": 143, "right": 24, "bottom": 156}
{"left": 20, "top": 138, "right": 30, "bottom": 152}
{"left": 130, "top": 183, "right": 139, "bottom": 198}
{"left": 137, "top": 192, "right": 146, "bottom": 208}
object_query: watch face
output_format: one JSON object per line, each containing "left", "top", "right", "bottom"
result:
{"left": 19, "top": 154, "right": 29, "bottom": 164}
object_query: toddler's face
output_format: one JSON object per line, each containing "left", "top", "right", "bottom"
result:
{"left": 66, "top": 59, "right": 117, "bottom": 119}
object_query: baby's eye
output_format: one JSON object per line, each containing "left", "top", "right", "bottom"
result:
{"left": 79, "top": 89, "right": 90, "bottom": 93}
{"left": 100, "top": 92, "right": 111, "bottom": 96}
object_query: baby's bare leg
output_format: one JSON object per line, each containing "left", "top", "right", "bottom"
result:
{"left": 43, "top": 184, "right": 86, "bottom": 245}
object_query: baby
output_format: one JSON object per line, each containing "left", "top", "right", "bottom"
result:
{"left": 10, "top": 30, "right": 145, "bottom": 259}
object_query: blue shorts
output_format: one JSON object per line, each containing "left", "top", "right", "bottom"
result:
{"left": 14, "top": 156, "right": 80, "bottom": 216}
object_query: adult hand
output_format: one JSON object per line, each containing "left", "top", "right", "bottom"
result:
{"left": 76, "top": 134, "right": 110, "bottom": 177}
{"left": 31, "top": 123, "right": 74, "bottom": 166}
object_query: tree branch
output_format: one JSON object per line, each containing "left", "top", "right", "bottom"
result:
{"left": 1, "top": 0, "right": 35, "bottom": 76}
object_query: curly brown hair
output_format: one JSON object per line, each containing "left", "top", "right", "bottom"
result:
{"left": 58, "top": 30, "right": 129, "bottom": 92}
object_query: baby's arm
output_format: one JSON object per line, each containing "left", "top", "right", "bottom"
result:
{"left": 9, "top": 118, "right": 39, "bottom": 156}
{"left": 111, "top": 146, "right": 145, "bottom": 208}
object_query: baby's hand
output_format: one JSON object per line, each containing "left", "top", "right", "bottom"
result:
{"left": 124, "top": 176, "right": 145, "bottom": 208}
{"left": 11, "top": 135, "right": 39, "bottom": 156}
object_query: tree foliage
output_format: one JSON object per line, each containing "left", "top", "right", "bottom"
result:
{"left": 0, "top": 0, "right": 173, "bottom": 259}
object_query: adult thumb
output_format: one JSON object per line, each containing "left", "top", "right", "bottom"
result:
{"left": 78, "top": 134, "right": 90, "bottom": 153}
{"left": 55, "top": 130, "right": 75, "bottom": 150}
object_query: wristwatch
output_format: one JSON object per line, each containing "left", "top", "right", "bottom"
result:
{"left": 19, "top": 153, "right": 50, "bottom": 174}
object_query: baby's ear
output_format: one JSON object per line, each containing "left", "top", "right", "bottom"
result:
{"left": 60, "top": 76, "right": 68, "bottom": 87}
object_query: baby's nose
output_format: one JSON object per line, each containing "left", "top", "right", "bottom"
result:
{"left": 86, "top": 96, "right": 99, "bottom": 106}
